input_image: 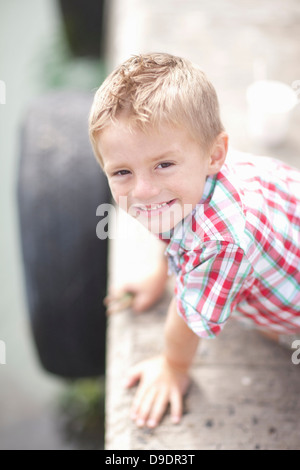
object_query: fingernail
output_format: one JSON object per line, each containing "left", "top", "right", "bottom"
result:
{"left": 136, "top": 418, "right": 145, "bottom": 427}
{"left": 171, "top": 416, "right": 180, "bottom": 424}
{"left": 147, "top": 419, "right": 156, "bottom": 428}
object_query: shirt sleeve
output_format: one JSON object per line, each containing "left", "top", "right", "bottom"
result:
{"left": 175, "top": 241, "right": 252, "bottom": 338}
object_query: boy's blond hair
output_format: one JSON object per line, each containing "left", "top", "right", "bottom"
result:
{"left": 89, "top": 52, "right": 224, "bottom": 165}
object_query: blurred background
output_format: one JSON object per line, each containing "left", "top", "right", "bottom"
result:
{"left": 0, "top": 0, "right": 108, "bottom": 450}
{"left": 0, "top": 0, "right": 299, "bottom": 450}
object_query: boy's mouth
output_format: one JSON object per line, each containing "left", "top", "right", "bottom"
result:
{"left": 133, "top": 199, "right": 177, "bottom": 214}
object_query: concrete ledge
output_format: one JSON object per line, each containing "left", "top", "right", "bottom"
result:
{"left": 105, "top": 287, "right": 300, "bottom": 450}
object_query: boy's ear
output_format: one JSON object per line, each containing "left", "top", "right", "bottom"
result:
{"left": 207, "top": 132, "right": 228, "bottom": 175}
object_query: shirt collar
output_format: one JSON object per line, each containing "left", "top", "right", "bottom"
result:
{"left": 199, "top": 173, "right": 218, "bottom": 204}
{"left": 163, "top": 173, "right": 218, "bottom": 257}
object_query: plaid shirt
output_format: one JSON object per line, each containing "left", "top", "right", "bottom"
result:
{"left": 162, "top": 150, "right": 300, "bottom": 338}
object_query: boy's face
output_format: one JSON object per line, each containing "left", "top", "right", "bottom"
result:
{"left": 97, "top": 118, "right": 223, "bottom": 234}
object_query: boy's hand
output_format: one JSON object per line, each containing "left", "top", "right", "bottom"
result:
{"left": 104, "top": 259, "right": 169, "bottom": 314}
{"left": 124, "top": 355, "right": 190, "bottom": 428}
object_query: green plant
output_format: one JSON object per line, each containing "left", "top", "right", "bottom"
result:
{"left": 58, "top": 377, "right": 105, "bottom": 450}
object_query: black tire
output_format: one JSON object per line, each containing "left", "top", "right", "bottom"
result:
{"left": 17, "top": 91, "right": 110, "bottom": 378}
{"left": 58, "top": 0, "right": 106, "bottom": 58}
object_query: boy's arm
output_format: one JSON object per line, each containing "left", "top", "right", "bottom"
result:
{"left": 164, "top": 297, "right": 200, "bottom": 371}
{"left": 125, "top": 296, "right": 200, "bottom": 428}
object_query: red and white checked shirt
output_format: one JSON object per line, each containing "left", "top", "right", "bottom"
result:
{"left": 161, "top": 150, "right": 300, "bottom": 338}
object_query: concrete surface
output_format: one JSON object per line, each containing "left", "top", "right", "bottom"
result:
{"left": 106, "top": 293, "right": 300, "bottom": 450}
{"left": 104, "top": 0, "right": 300, "bottom": 450}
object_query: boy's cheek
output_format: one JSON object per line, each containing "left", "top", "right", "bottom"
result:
{"left": 105, "top": 181, "right": 120, "bottom": 205}
{"left": 105, "top": 182, "right": 133, "bottom": 213}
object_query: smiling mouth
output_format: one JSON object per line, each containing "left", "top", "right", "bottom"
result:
{"left": 135, "top": 199, "right": 176, "bottom": 212}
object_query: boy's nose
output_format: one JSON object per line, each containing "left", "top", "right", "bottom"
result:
{"left": 131, "top": 175, "right": 160, "bottom": 201}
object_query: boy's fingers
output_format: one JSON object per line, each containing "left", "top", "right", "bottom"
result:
{"left": 145, "top": 387, "right": 183, "bottom": 428}
{"left": 131, "top": 293, "right": 151, "bottom": 313}
{"left": 104, "top": 291, "right": 135, "bottom": 314}
{"left": 132, "top": 387, "right": 158, "bottom": 427}
{"left": 129, "top": 375, "right": 155, "bottom": 422}
{"left": 146, "top": 388, "right": 169, "bottom": 428}
{"left": 103, "top": 295, "right": 112, "bottom": 306}
{"left": 124, "top": 363, "right": 143, "bottom": 389}
{"left": 104, "top": 291, "right": 126, "bottom": 305}
{"left": 170, "top": 389, "right": 183, "bottom": 424}
{"left": 104, "top": 284, "right": 134, "bottom": 302}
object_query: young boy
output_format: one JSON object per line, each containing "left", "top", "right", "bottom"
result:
{"left": 89, "top": 52, "right": 300, "bottom": 429}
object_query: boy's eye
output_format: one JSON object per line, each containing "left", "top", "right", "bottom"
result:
{"left": 156, "top": 162, "right": 174, "bottom": 169}
{"left": 113, "top": 169, "right": 130, "bottom": 176}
